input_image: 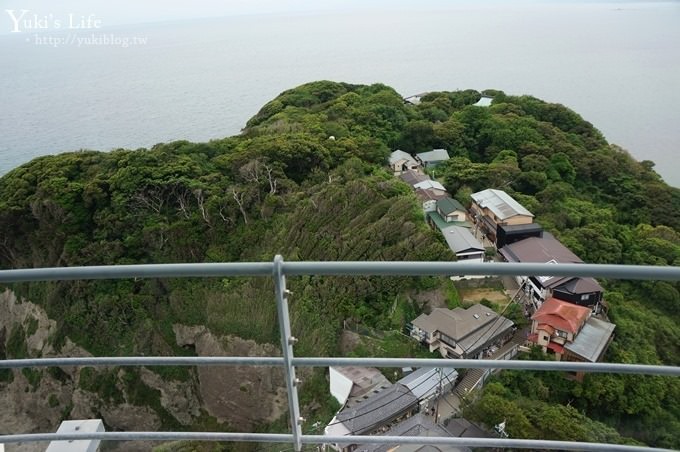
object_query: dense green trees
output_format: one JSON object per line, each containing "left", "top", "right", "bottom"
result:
{"left": 1, "top": 80, "right": 679, "bottom": 446}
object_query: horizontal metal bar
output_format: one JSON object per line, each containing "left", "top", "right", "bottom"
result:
{"left": 1, "top": 262, "right": 679, "bottom": 283}
{"left": 0, "top": 262, "right": 273, "bottom": 282}
{"left": 0, "top": 356, "right": 284, "bottom": 369}
{"left": 0, "top": 432, "right": 672, "bottom": 452}
{"left": 0, "top": 432, "right": 291, "bottom": 444}
{"left": 282, "top": 262, "right": 680, "bottom": 280}
{"left": 1, "top": 356, "right": 679, "bottom": 377}
{"left": 316, "top": 435, "right": 674, "bottom": 452}
{"left": 294, "top": 358, "right": 680, "bottom": 376}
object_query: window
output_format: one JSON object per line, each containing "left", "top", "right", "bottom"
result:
{"left": 581, "top": 294, "right": 590, "bottom": 301}
{"left": 556, "top": 330, "right": 568, "bottom": 338}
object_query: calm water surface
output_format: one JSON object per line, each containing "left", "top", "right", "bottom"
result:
{"left": 1, "top": 2, "right": 679, "bottom": 185}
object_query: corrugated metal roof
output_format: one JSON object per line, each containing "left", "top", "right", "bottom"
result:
{"left": 414, "top": 180, "right": 446, "bottom": 191}
{"left": 441, "top": 226, "right": 485, "bottom": 255}
{"left": 397, "top": 367, "right": 458, "bottom": 400}
{"left": 471, "top": 189, "right": 533, "bottom": 220}
{"left": 416, "top": 149, "right": 450, "bottom": 163}
{"left": 389, "top": 150, "right": 418, "bottom": 166}
{"left": 564, "top": 317, "right": 616, "bottom": 362}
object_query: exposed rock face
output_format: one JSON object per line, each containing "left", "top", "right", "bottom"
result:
{"left": 0, "top": 289, "right": 289, "bottom": 451}
{"left": 173, "top": 324, "right": 288, "bottom": 429}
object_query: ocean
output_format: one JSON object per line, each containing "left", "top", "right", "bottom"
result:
{"left": 1, "top": 2, "right": 679, "bottom": 185}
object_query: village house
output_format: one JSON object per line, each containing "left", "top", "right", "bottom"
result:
{"left": 325, "top": 383, "right": 418, "bottom": 451}
{"left": 399, "top": 170, "right": 430, "bottom": 188}
{"left": 398, "top": 367, "right": 458, "bottom": 413}
{"left": 498, "top": 233, "right": 604, "bottom": 309}
{"left": 436, "top": 197, "right": 468, "bottom": 223}
{"left": 495, "top": 222, "right": 544, "bottom": 248}
{"left": 354, "top": 413, "right": 472, "bottom": 452}
{"left": 388, "top": 150, "right": 420, "bottom": 175}
{"left": 441, "top": 226, "right": 485, "bottom": 263}
{"left": 329, "top": 366, "right": 391, "bottom": 407}
{"left": 325, "top": 367, "right": 458, "bottom": 452}
{"left": 410, "top": 304, "right": 514, "bottom": 359}
{"left": 413, "top": 179, "right": 446, "bottom": 193}
{"left": 529, "top": 298, "right": 615, "bottom": 379}
{"left": 415, "top": 188, "right": 449, "bottom": 212}
{"left": 470, "top": 189, "right": 534, "bottom": 244}
{"left": 416, "top": 149, "right": 450, "bottom": 168}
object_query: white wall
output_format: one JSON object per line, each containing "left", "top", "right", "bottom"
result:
{"left": 329, "top": 367, "right": 354, "bottom": 406}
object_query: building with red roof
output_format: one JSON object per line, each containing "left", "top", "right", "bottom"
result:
{"left": 529, "top": 298, "right": 615, "bottom": 373}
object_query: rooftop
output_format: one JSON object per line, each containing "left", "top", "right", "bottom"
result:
{"left": 412, "top": 304, "right": 514, "bottom": 352}
{"left": 564, "top": 317, "right": 616, "bottom": 362}
{"left": 436, "top": 197, "right": 466, "bottom": 215}
{"left": 499, "top": 233, "right": 603, "bottom": 291}
{"left": 471, "top": 189, "right": 533, "bottom": 220}
{"left": 416, "top": 149, "right": 450, "bottom": 163}
{"left": 532, "top": 298, "right": 591, "bottom": 335}
{"left": 335, "top": 384, "right": 418, "bottom": 434}
{"left": 414, "top": 180, "right": 446, "bottom": 192}
{"left": 397, "top": 367, "right": 458, "bottom": 400}
{"left": 427, "top": 211, "right": 472, "bottom": 232}
{"left": 416, "top": 188, "right": 450, "bottom": 203}
{"left": 355, "top": 414, "right": 471, "bottom": 452}
{"left": 400, "top": 170, "right": 430, "bottom": 186}
{"left": 389, "top": 150, "right": 418, "bottom": 166}
{"left": 441, "top": 226, "right": 485, "bottom": 255}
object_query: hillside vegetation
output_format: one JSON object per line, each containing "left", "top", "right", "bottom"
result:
{"left": 1, "top": 81, "right": 679, "bottom": 448}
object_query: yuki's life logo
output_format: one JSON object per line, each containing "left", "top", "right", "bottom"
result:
{"left": 5, "top": 9, "right": 102, "bottom": 32}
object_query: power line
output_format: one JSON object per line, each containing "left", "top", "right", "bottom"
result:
{"left": 459, "top": 295, "right": 517, "bottom": 359}
{"left": 326, "top": 368, "right": 439, "bottom": 428}
{"left": 346, "top": 373, "right": 448, "bottom": 435}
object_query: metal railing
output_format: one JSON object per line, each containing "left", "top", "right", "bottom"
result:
{"left": 1, "top": 257, "right": 680, "bottom": 451}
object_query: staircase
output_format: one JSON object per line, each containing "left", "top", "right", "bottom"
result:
{"left": 454, "top": 368, "right": 486, "bottom": 397}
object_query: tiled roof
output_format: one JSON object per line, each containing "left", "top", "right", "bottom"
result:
{"left": 531, "top": 298, "right": 590, "bottom": 335}
{"left": 335, "top": 383, "right": 417, "bottom": 434}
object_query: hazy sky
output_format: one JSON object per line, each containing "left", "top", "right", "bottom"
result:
{"left": 0, "top": 0, "right": 460, "bottom": 32}
{"left": 2, "top": 0, "right": 654, "bottom": 34}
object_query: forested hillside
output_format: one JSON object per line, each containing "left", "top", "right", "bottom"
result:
{"left": 1, "top": 81, "right": 679, "bottom": 448}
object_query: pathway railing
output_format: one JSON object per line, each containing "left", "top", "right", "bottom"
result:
{"left": 1, "top": 258, "right": 680, "bottom": 451}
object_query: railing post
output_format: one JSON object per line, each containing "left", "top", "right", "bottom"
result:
{"left": 273, "top": 255, "right": 303, "bottom": 452}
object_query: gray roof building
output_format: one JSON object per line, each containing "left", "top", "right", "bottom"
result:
{"left": 441, "top": 226, "right": 485, "bottom": 256}
{"left": 414, "top": 180, "right": 446, "bottom": 192}
{"left": 334, "top": 383, "right": 418, "bottom": 435}
{"left": 411, "top": 304, "right": 514, "bottom": 359}
{"left": 389, "top": 150, "right": 418, "bottom": 166}
{"left": 564, "top": 317, "right": 616, "bottom": 362}
{"left": 470, "top": 189, "right": 533, "bottom": 220}
{"left": 400, "top": 170, "right": 430, "bottom": 187}
{"left": 416, "top": 149, "right": 450, "bottom": 166}
{"left": 354, "top": 414, "right": 472, "bottom": 452}
{"left": 397, "top": 367, "right": 458, "bottom": 401}
{"left": 499, "top": 233, "right": 604, "bottom": 302}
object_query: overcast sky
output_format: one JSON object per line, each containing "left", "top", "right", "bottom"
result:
{"left": 0, "top": 0, "right": 460, "bottom": 32}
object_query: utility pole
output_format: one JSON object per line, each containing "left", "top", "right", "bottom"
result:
{"left": 433, "top": 367, "right": 443, "bottom": 423}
